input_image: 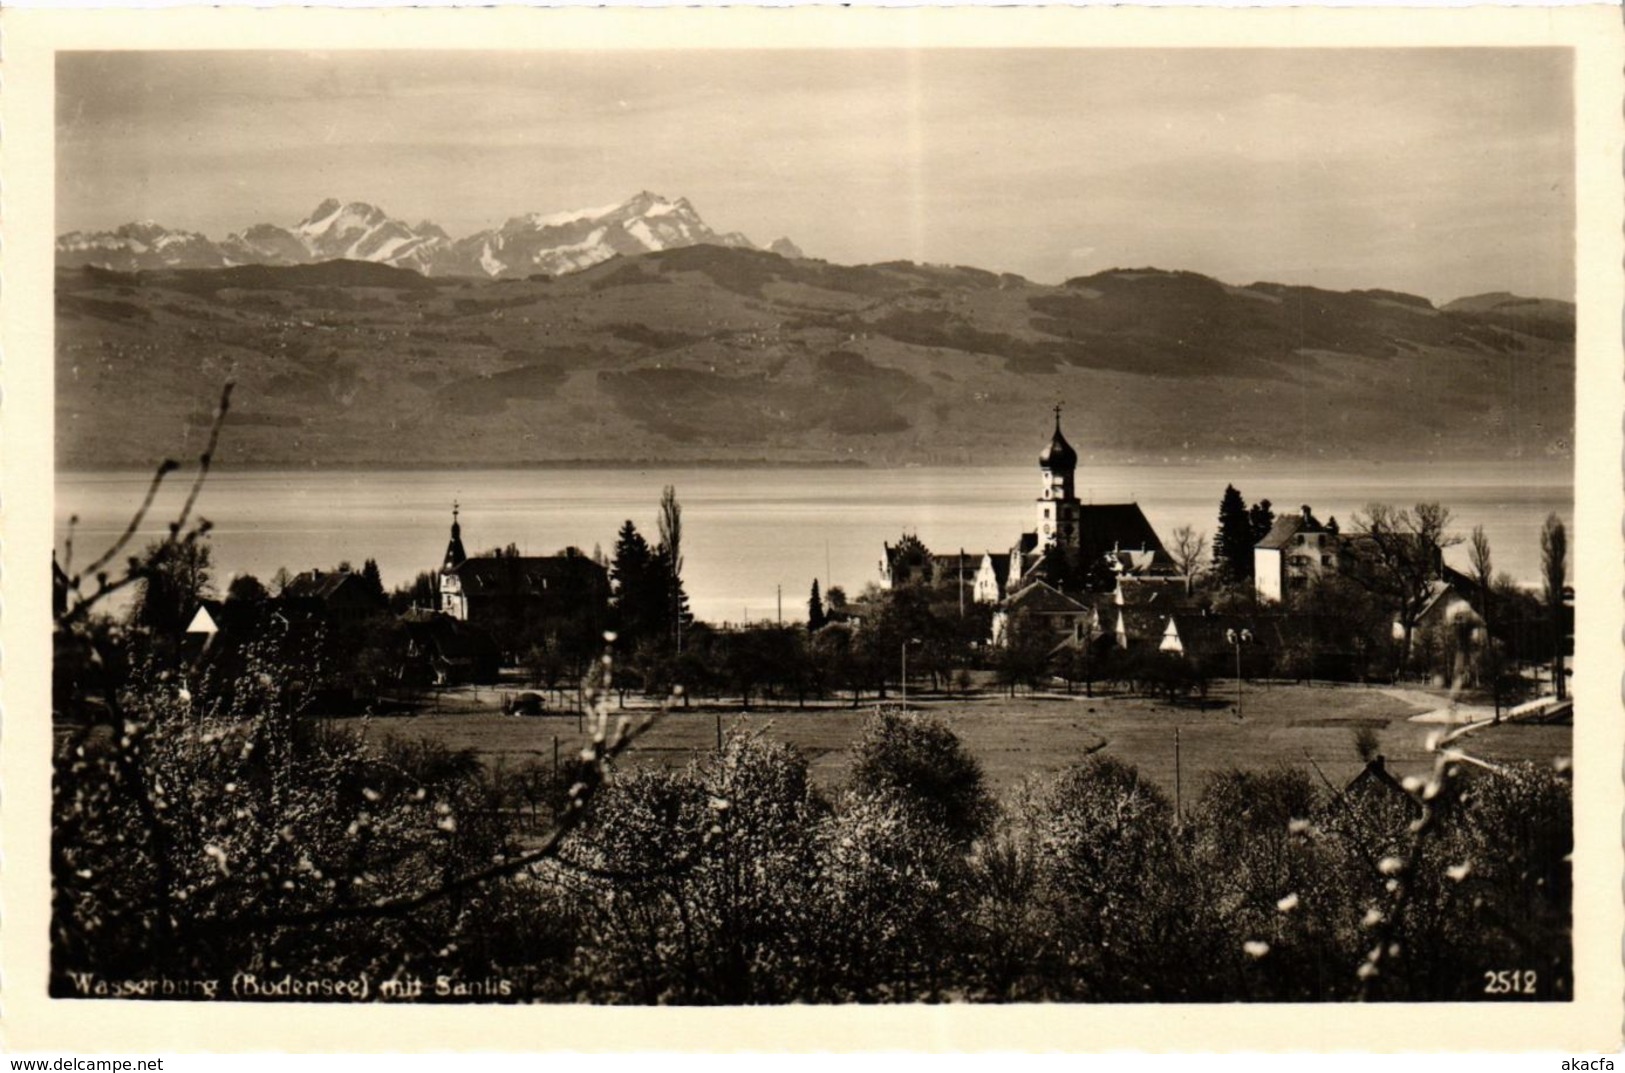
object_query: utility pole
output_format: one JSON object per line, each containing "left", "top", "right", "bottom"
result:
{"left": 777, "top": 584, "right": 782, "bottom": 627}
{"left": 901, "top": 637, "right": 920, "bottom": 709}
{"left": 1174, "top": 726, "right": 1182, "bottom": 820}
{"left": 901, "top": 642, "right": 908, "bottom": 709}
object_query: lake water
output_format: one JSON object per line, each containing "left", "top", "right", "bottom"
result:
{"left": 56, "top": 461, "right": 1573, "bottom": 625}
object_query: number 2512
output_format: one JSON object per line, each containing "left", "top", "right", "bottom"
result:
{"left": 1483, "top": 970, "right": 1537, "bottom": 995}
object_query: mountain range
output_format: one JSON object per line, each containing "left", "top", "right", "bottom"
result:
{"left": 57, "top": 192, "right": 802, "bottom": 280}
{"left": 55, "top": 242, "right": 1573, "bottom": 470}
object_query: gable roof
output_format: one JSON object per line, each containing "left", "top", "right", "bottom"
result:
{"left": 1006, "top": 580, "right": 1090, "bottom": 616}
{"left": 931, "top": 552, "right": 981, "bottom": 580}
{"left": 185, "top": 604, "right": 221, "bottom": 635}
{"left": 1115, "top": 607, "right": 1169, "bottom": 641}
{"left": 1256, "top": 515, "right": 1307, "bottom": 550}
{"left": 283, "top": 569, "right": 372, "bottom": 602}
{"left": 1116, "top": 576, "right": 1191, "bottom": 607}
{"left": 1075, "top": 503, "right": 1170, "bottom": 560}
{"left": 449, "top": 554, "right": 608, "bottom": 598}
{"left": 402, "top": 610, "right": 501, "bottom": 664}
{"left": 1165, "top": 611, "right": 1285, "bottom": 657}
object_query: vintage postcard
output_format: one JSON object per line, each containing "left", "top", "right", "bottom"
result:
{"left": 2, "top": 3, "right": 1621, "bottom": 1054}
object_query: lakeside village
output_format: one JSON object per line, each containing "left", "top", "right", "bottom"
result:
{"left": 50, "top": 404, "right": 1577, "bottom": 1004}
{"left": 148, "top": 406, "right": 1572, "bottom": 729}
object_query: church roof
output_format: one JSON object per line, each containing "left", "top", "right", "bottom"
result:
{"left": 448, "top": 554, "right": 607, "bottom": 598}
{"left": 1039, "top": 411, "right": 1078, "bottom": 470}
{"left": 1075, "top": 503, "right": 1169, "bottom": 560}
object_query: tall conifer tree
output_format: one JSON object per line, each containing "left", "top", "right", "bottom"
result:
{"left": 1214, "top": 484, "right": 1253, "bottom": 585}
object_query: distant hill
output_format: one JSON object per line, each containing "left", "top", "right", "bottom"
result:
{"left": 54, "top": 248, "right": 1573, "bottom": 469}
{"left": 56, "top": 192, "right": 790, "bottom": 280}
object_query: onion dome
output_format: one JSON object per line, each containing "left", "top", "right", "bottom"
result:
{"left": 1039, "top": 406, "right": 1078, "bottom": 470}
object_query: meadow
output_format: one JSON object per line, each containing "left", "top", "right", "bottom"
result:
{"left": 358, "top": 681, "right": 1573, "bottom": 801}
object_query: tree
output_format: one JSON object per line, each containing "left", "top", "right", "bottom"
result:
{"left": 995, "top": 613, "right": 1053, "bottom": 697}
{"left": 390, "top": 569, "right": 438, "bottom": 614}
{"left": 225, "top": 573, "right": 268, "bottom": 604}
{"left": 849, "top": 710, "right": 995, "bottom": 845}
{"left": 610, "top": 520, "right": 657, "bottom": 646}
{"left": 1214, "top": 485, "right": 1253, "bottom": 585}
{"left": 360, "top": 557, "right": 385, "bottom": 600}
{"left": 657, "top": 485, "right": 690, "bottom": 649}
{"left": 886, "top": 533, "right": 932, "bottom": 588}
{"left": 1540, "top": 513, "right": 1568, "bottom": 700}
{"left": 1169, "top": 525, "right": 1208, "bottom": 588}
{"left": 1468, "top": 526, "right": 1502, "bottom": 719}
{"left": 131, "top": 535, "right": 214, "bottom": 638}
{"left": 807, "top": 579, "right": 828, "bottom": 633}
{"left": 1248, "top": 499, "right": 1276, "bottom": 547}
{"left": 1349, "top": 502, "right": 1459, "bottom": 675}
{"left": 826, "top": 586, "right": 848, "bottom": 612}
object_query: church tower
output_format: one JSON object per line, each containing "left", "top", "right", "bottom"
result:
{"left": 440, "top": 502, "right": 469, "bottom": 619}
{"left": 1036, "top": 405, "right": 1082, "bottom": 552}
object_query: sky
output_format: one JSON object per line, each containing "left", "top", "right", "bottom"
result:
{"left": 57, "top": 48, "right": 1574, "bottom": 302}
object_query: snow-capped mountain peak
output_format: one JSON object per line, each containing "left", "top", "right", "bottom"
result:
{"left": 57, "top": 192, "right": 800, "bottom": 279}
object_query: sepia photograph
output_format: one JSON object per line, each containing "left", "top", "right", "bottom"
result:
{"left": 5, "top": 3, "right": 1622, "bottom": 1053}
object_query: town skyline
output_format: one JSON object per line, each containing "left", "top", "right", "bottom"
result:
{"left": 57, "top": 48, "right": 1574, "bottom": 303}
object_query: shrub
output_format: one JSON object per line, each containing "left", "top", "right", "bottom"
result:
{"left": 848, "top": 709, "right": 995, "bottom": 844}
{"left": 566, "top": 730, "right": 825, "bottom": 1003}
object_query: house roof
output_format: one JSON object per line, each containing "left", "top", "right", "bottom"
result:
{"left": 1116, "top": 576, "right": 1191, "bottom": 607}
{"left": 1255, "top": 515, "right": 1307, "bottom": 550}
{"left": 981, "top": 552, "right": 1011, "bottom": 577}
{"left": 932, "top": 553, "right": 981, "bottom": 578}
{"left": 1115, "top": 607, "right": 1169, "bottom": 641}
{"left": 1165, "top": 611, "right": 1283, "bottom": 657}
{"left": 449, "top": 554, "right": 607, "bottom": 597}
{"left": 1006, "top": 580, "right": 1089, "bottom": 615}
{"left": 185, "top": 603, "right": 221, "bottom": 634}
{"left": 1256, "top": 507, "right": 1334, "bottom": 550}
{"left": 283, "top": 569, "right": 371, "bottom": 602}
{"left": 402, "top": 611, "right": 500, "bottom": 664}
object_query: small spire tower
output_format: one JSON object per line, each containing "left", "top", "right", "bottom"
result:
{"left": 443, "top": 501, "right": 468, "bottom": 571}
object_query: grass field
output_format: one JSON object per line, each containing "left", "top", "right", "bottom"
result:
{"left": 356, "top": 681, "right": 1572, "bottom": 804}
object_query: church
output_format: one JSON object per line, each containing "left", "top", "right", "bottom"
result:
{"left": 877, "top": 407, "right": 1176, "bottom": 643}
{"left": 992, "top": 406, "right": 1175, "bottom": 600}
{"left": 436, "top": 504, "right": 609, "bottom": 649}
